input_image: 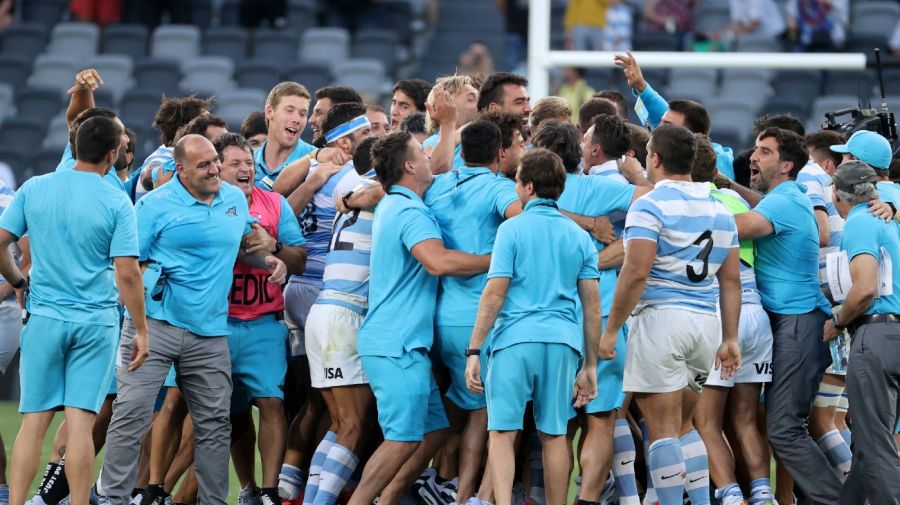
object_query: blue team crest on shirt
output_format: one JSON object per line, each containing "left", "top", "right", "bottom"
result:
{"left": 226, "top": 206, "right": 237, "bottom": 217}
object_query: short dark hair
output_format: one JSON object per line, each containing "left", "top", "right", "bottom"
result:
{"left": 649, "top": 124, "right": 697, "bottom": 175}
{"left": 758, "top": 127, "right": 807, "bottom": 179}
{"left": 240, "top": 111, "right": 267, "bottom": 139}
{"left": 517, "top": 148, "right": 566, "bottom": 200}
{"left": 315, "top": 86, "right": 363, "bottom": 105}
{"left": 392, "top": 79, "right": 431, "bottom": 111}
{"left": 154, "top": 95, "right": 214, "bottom": 146}
{"left": 593, "top": 90, "right": 628, "bottom": 119}
{"left": 174, "top": 114, "right": 227, "bottom": 143}
{"left": 70, "top": 107, "right": 118, "bottom": 147}
{"left": 212, "top": 132, "right": 252, "bottom": 160}
{"left": 352, "top": 136, "right": 379, "bottom": 175}
{"left": 125, "top": 128, "right": 136, "bottom": 154}
{"left": 753, "top": 113, "right": 805, "bottom": 137}
{"left": 372, "top": 131, "right": 414, "bottom": 191}
{"left": 75, "top": 116, "right": 123, "bottom": 164}
{"left": 477, "top": 110, "right": 522, "bottom": 149}
{"left": 591, "top": 113, "right": 630, "bottom": 159}
{"left": 321, "top": 102, "right": 368, "bottom": 143}
{"left": 532, "top": 119, "right": 582, "bottom": 174}
{"left": 691, "top": 134, "right": 718, "bottom": 183}
{"left": 627, "top": 123, "right": 650, "bottom": 164}
{"left": 461, "top": 121, "right": 502, "bottom": 166}
{"left": 477, "top": 72, "right": 528, "bottom": 111}
{"left": 578, "top": 98, "right": 618, "bottom": 134}
{"left": 668, "top": 100, "right": 710, "bottom": 135}
{"left": 733, "top": 148, "right": 753, "bottom": 188}
{"left": 803, "top": 130, "right": 843, "bottom": 167}
{"left": 400, "top": 111, "right": 427, "bottom": 135}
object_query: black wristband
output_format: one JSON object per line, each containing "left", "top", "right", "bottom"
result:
{"left": 342, "top": 190, "right": 356, "bottom": 211}
{"left": 465, "top": 347, "right": 481, "bottom": 356}
{"left": 12, "top": 278, "right": 26, "bottom": 289}
{"left": 888, "top": 201, "right": 897, "bottom": 218}
{"left": 274, "top": 241, "right": 284, "bottom": 255}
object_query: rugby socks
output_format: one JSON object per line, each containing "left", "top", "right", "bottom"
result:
{"left": 612, "top": 419, "right": 640, "bottom": 505}
{"left": 679, "top": 430, "right": 710, "bottom": 505}
{"left": 639, "top": 419, "right": 657, "bottom": 504}
{"left": 647, "top": 438, "right": 685, "bottom": 505}
{"left": 714, "top": 483, "right": 745, "bottom": 505}
{"left": 303, "top": 431, "right": 337, "bottom": 505}
{"left": 817, "top": 429, "right": 852, "bottom": 481}
{"left": 278, "top": 463, "right": 306, "bottom": 500}
{"left": 748, "top": 477, "right": 774, "bottom": 505}
{"left": 527, "top": 431, "right": 544, "bottom": 503}
{"left": 840, "top": 428, "right": 852, "bottom": 447}
{"left": 313, "top": 443, "right": 359, "bottom": 505}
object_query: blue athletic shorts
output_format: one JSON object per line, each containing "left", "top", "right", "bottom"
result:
{"left": 362, "top": 349, "right": 449, "bottom": 442}
{"left": 486, "top": 342, "right": 579, "bottom": 436}
{"left": 584, "top": 317, "right": 627, "bottom": 414}
{"left": 228, "top": 314, "right": 289, "bottom": 412}
{"left": 435, "top": 325, "right": 486, "bottom": 411}
{"left": 19, "top": 314, "right": 117, "bottom": 413}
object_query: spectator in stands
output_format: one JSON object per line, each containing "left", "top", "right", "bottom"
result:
{"left": 642, "top": 0, "right": 695, "bottom": 48}
{"left": 390, "top": 79, "right": 431, "bottom": 131}
{"left": 239, "top": 0, "right": 286, "bottom": 29}
{"left": 530, "top": 97, "right": 572, "bottom": 133}
{"left": 604, "top": 0, "right": 633, "bottom": 51}
{"left": 241, "top": 111, "right": 268, "bottom": 150}
{"left": 564, "top": 0, "right": 606, "bottom": 50}
{"left": 173, "top": 115, "right": 228, "bottom": 144}
{"left": 726, "top": 0, "right": 786, "bottom": 40}
{"left": 140, "top": 0, "right": 191, "bottom": 29}
{"left": 0, "top": 0, "right": 11, "bottom": 32}
{"left": 366, "top": 105, "right": 391, "bottom": 137}
{"left": 578, "top": 98, "right": 618, "bottom": 135}
{"left": 70, "top": 0, "right": 122, "bottom": 27}
{"left": 458, "top": 41, "right": 496, "bottom": 79}
{"left": 593, "top": 90, "right": 629, "bottom": 120}
{"left": 496, "top": 0, "right": 529, "bottom": 71}
{"left": 399, "top": 112, "right": 429, "bottom": 144}
{"left": 556, "top": 68, "right": 595, "bottom": 125}
{"left": 785, "top": 0, "right": 848, "bottom": 52}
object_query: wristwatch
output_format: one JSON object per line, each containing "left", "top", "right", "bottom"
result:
{"left": 273, "top": 241, "right": 284, "bottom": 254}
{"left": 464, "top": 347, "right": 481, "bottom": 357}
{"left": 832, "top": 313, "right": 845, "bottom": 330}
{"left": 341, "top": 190, "right": 356, "bottom": 211}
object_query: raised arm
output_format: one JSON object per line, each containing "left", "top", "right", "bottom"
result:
{"left": 426, "top": 86, "right": 460, "bottom": 175}
{"left": 66, "top": 69, "right": 102, "bottom": 128}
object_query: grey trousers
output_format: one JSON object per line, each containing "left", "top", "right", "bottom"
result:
{"left": 100, "top": 317, "right": 232, "bottom": 505}
{"left": 839, "top": 321, "right": 900, "bottom": 505}
{"left": 765, "top": 310, "right": 842, "bottom": 505}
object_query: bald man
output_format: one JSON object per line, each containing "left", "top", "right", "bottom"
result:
{"left": 98, "top": 135, "right": 288, "bottom": 505}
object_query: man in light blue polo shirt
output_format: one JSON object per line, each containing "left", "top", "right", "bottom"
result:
{"left": 463, "top": 148, "right": 601, "bottom": 505}
{"left": 733, "top": 127, "right": 839, "bottom": 505}
{"left": 0, "top": 117, "right": 149, "bottom": 505}
{"left": 254, "top": 82, "right": 317, "bottom": 190}
{"left": 348, "top": 131, "right": 491, "bottom": 505}
{"left": 56, "top": 108, "right": 133, "bottom": 195}
{"left": 99, "top": 134, "right": 288, "bottom": 505}
{"left": 425, "top": 120, "right": 520, "bottom": 505}
{"left": 825, "top": 160, "right": 900, "bottom": 505}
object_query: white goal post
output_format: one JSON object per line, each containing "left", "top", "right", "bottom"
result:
{"left": 526, "top": 0, "right": 868, "bottom": 99}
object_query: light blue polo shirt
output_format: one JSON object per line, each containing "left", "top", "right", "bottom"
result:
{"left": 358, "top": 185, "right": 443, "bottom": 358}
{"left": 135, "top": 174, "right": 252, "bottom": 336}
{"left": 841, "top": 203, "right": 900, "bottom": 316}
{"left": 753, "top": 180, "right": 829, "bottom": 314}
{"left": 0, "top": 170, "right": 138, "bottom": 326}
{"left": 633, "top": 83, "right": 735, "bottom": 180}
{"left": 425, "top": 166, "right": 518, "bottom": 326}
{"left": 422, "top": 133, "right": 465, "bottom": 170}
{"left": 253, "top": 138, "right": 316, "bottom": 191}
{"left": 557, "top": 173, "right": 635, "bottom": 314}
{"left": 877, "top": 180, "right": 900, "bottom": 205}
{"left": 487, "top": 198, "right": 600, "bottom": 354}
{"left": 55, "top": 143, "right": 128, "bottom": 193}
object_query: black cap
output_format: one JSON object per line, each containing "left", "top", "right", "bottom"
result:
{"left": 833, "top": 160, "right": 877, "bottom": 193}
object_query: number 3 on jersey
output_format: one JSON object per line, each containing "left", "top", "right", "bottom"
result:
{"left": 687, "top": 230, "right": 713, "bottom": 282}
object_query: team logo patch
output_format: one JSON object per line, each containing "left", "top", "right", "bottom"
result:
{"left": 226, "top": 206, "right": 237, "bottom": 217}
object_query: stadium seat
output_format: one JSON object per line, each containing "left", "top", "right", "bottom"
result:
{"left": 694, "top": 5, "right": 730, "bottom": 35}
{"left": 180, "top": 57, "right": 236, "bottom": 96}
{"left": 718, "top": 80, "right": 773, "bottom": 110}
{"left": 761, "top": 96, "right": 811, "bottom": 121}
{"left": 824, "top": 70, "right": 876, "bottom": 97}
{"left": 437, "top": 4, "right": 504, "bottom": 32}
{"left": 382, "top": 0, "right": 415, "bottom": 45}
{"left": 301, "top": 28, "right": 351, "bottom": 68}
{"left": 235, "top": 60, "right": 282, "bottom": 93}
{"left": 0, "top": 118, "right": 47, "bottom": 156}
{"left": 251, "top": 30, "right": 300, "bottom": 63}
{"left": 203, "top": 26, "right": 248, "bottom": 60}
{"left": 851, "top": 2, "right": 900, "bottom": 37}
{"left": 22, "top": 0, "right": 68, "bottom": 27}
{"left": 219, "top": 0, "right": 241, "bottom": 26}
{"left": 86, "top": 54, "right": 134, "bottom": 102}
{"left": 281, "top": 62, "right": 333, "bottom": 95}
{"left": 128, "top": 122, "right": 157, "bottom": 163}
{"left": 151, "top": 25, "right": 201, "bottom": 64}
{"left": 121, "top": 89, "right": 164, "bottom": 129}
{"left": 734, "top": 35, "right": 783, "bottom": 52}
{"left": 134, "top": 59, "right": 183, "bottom": 96}
{"left": 16, "top": 88, "right": 64, "bottom": 123}
{"left": 352, "top": 30, "right": 399, "bottom": 75}
{"left": 30, "top": 148, "right": 63, "bottom": 177}
{"left": 0, "top": 55, "right": 32, "bottom": 91}
{"left": 585, "top": 69, "right": 614, "bottom": 90}
{"left": 42, "top": 115, "right": 69, "bottom": 151}
{"left": 27, "top": 53, "right": 80, "bottom": 95}
{"left": 0, "top": 84, "right": 13, "bottom": 123}
{"left": 709, "top": 100, "right": 760, "bottom": 134}
{"left": 876, "top": 68, "right": 900, "bottom": 98}
{"left": 102, "top": 24, "right": 149, "bottom": 60}
{"left": 0, "top": 23, "right": 49, "bottom": 60}
{"left": 0, "top": 149, "right": 27, "bottom": 184}
{"left": 710, "top": 123, "right": 748, "bottom": 152}
{"left": 286, "top": 0, "right": 317, "bottom": 33}
{"left": 217, "top": 89, "right": 267, "bottom": 127}
{"left": 47, "top": 22, "right": 100, "bottom": 57}
{"left": 92, "top": 88, "right": 117, "bottom": 110}
{"left": 666, "top": 75, "right": 718, "bottom": 102}
{"left": 773, "top": 70, "right": 822, "bottom": 101}
{"left": 633, "top": 33, "right": 680, "bottom": 51}
{"left": 843, "top": 33, "right": 889, "bottom": 54}
{"left": 190, "top": 0, "right": 214, "bottom": 29}
{"left": 333, "top": 59, "right": 387, "bottom": 98}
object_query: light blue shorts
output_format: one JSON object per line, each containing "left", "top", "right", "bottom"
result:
{"left": 584, "top": 318, "right": 627, "bottom": 414}
{"left": 486, "top": 342, "right": 579, "bottom": 435}
{"left": 435, "top": 325, "right": 486, "bottom": 411}
{"left": 19, "top": 314, "right": 117, "bottom": 413}
{"left": 361, "top": 349, "right": 449, "bottom": 442}
{"left": 228, "top": 314, "right": 289, "bottom": 412}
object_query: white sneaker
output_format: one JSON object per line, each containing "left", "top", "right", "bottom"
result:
{"left": 130, "top": 493, "right": 144, "bottom": 505}
{"left": 238, "top": 487, "right": 262, "bottom": 505}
